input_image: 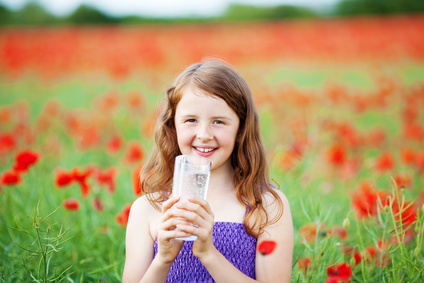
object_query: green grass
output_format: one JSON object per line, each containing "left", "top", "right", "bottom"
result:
{"left": 1, "top": 61, "right": 424, "bottom": 282}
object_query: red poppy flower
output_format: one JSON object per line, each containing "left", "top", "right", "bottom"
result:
{"left": 374, "top": 152, "right": 394, "bottom": 172}
{"left": 340, "top": 245, "right": 362, "bottom": 265}
{"left": 124, "top": 142, "right": 145, "bottom": 164}
{"left": 403, "top": 122, "right": 424, "bottom": 142}
{"left": 327, "top": 226, "right": 348, "bottom": 240}
{"left": 297, "top": 257, "right": 312, "bottom": 273}
{"left": 54, "top": 169, "right": 74, "bottom": 187}
{"left": 400, "top": 148, "right": 416, "bottom": 165}
{"left": 93, "top": 197, "right": 104, "bottom": 212}
{"left": 365, "top": 240, "right": 391, "bottom": 267}
{"left": 77, "top": 127, "right": 100, "bottom": 151}
{"left": 0, "top": 106, "right": 11, "bottom": 123}
{"left": 127, "top": 91, "right": 144, "bottom": 110}
{"left": 327, "top": 144, "right": 347, "bottom": 167}
{"left": 366, "top": 127, "right": 386, "bottom": 147}
{"left": 351, "top": 181, "right": 388, "bottom": 220}
{"left": 98, "top": 91, "right": 119, "bottom": 112}
{"left": 257, "top": 240, "right": 277, "bottom": 256}
{"left": 391, "top": 199, "right": 417, "bottom": 228}
{"left": 106, "top": 134, "right": 123, "bottom": 155}
{"left": 72, "top": 167, "right": 93, "bottom": 198}
{"left": 132, "top": 163, "right": 143, "bottom": 195}
{"left": 337, "top": 122, "right": 361, "bottom": 148}
{"left": 94, "top": 167, "right": 117, "bottom": 194}
{"left": 1, "top": 170, "right": 22, "bottom": 186}
{"left": 79, "top": 181, "right": 90, "bottom": 198}
{"left": 63, "top": 198, "right": 80, "bottom": 211}
{"left": 393, "top": 174, "right": 411, "bottom": 190}
{"left": 278, "top": 150, "right": 299, "bottom": 172}
{"left": 44, "top": 99, "right": 61, "bottom": 117}
{"left": 299, "top": 222, "right": 325, "bottom": 243}
{"left": 13, "top": 150, "right": 39, "bottom": 172}
{"left": 325, "top": 262, "right": 352, "bottom": 283}
{"left": 0, "top": 133, "right": 16, "bottom": 154}
{"left": 416, "top": 152, "right": 424, "bottom": 172}
{"left": 116, "top": 203, "right": 132, "bottom": 227}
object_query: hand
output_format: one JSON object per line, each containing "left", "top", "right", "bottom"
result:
{"left": 173, "top": 197, "right": 215, "bottom": 259}
{"left": 155, "top": 197, "right": 192, "bottom": 264}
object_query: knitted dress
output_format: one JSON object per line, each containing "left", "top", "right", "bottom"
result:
{"left": 154, "top": 222, "right": 257, "bottom": 282}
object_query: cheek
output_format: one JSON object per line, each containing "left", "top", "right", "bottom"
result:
{"left": 176, "top": 126, "right": 192, "bottom": 145}
{"left": 219, "top": 129, "right": 238, "bottom": 148}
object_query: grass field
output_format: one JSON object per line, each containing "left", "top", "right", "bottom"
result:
{"left": 1, "top": 15, "right": 424, "bottom": 282}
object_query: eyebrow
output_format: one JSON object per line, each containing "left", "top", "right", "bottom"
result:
{"left": 211, "top": 116, "right": 231, "bottom": 121}
{"left": 178, "top": 114, "right": 231, "bottom": 121}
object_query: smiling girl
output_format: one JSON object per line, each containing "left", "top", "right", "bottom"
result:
{"left": 123, "top": 59, "right": 293, "bottom": 282}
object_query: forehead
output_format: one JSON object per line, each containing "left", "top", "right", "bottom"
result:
{"left": 175, "top": 87, "right": 237, "bottom": 117}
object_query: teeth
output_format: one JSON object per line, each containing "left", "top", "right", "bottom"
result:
{"left": 196, "top": 147, "right": 214, "bottom": 153}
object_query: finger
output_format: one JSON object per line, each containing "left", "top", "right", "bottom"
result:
{"left": 162, "top": 196, "right": 180, "bottom": 213}
{"left": 158, "top": 229, "right": 192, "bottom": 241}
{"left": 158, "top": 215, "right": 193, "bottom": 232}
{"left": 175, "top": 200, "right": 213, "bottom": 223}
{"left": 187, "top": 197, "right": 213, "bottom": 215}
{"left": 175, "top": 223, "right": 206, "bottom": 239}
{"left": 172, "top": 207, "right": 211, "bottom": 231}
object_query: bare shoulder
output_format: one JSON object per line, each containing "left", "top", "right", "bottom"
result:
{"left": 127, "top": 193, "right": 162, "bottom": 240}
{"left": 130, "top": 194, "right": 157, "bottom": 218}
{"left": 263, "top": 188, "right": 291, "bottom": 222}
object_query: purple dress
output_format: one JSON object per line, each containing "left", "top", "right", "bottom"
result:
{"left": 153, "top": 222, "right": 257, "bottom": 282}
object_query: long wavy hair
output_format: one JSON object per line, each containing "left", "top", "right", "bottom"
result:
{"left": 140, "top": 59, "right": 283, "bottom": 237}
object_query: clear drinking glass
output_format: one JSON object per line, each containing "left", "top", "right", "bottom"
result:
{"left": 172, "top": 155, "right": 211, "bottom": 241}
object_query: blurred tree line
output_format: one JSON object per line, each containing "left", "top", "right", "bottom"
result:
{"left": 1, "top": 0, "right": 424, "bottom": 26}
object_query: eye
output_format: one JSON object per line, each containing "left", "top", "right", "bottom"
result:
{"left": 213, "top": 120, "right": 224, "bottom": 125}
{"left": 185, "top": 118, "right": 197, "bottom": 123}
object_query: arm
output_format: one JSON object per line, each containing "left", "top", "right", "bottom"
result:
{"left": 255, "top": 191, "right": 293, "bottom": 283}
{"left": 122, "top": 196, "right": 190, "bottom": 283}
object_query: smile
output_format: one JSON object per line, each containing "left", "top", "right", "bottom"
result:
{"left": 195, "top": 147, "right": 215, "bottom": 153}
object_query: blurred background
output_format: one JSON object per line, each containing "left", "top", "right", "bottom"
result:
{"left": 1, "top": 0, "right": 424, "bottom": 282}
{"left": 1, "top": 0, "right": 424, "bottom": 25}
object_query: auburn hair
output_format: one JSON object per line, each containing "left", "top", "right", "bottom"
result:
{"left": 139, "top": 59, "right": 283, "bottom": 237}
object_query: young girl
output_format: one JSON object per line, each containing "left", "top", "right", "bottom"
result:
{"left": 123, "top": 59, "right": 293, "bottom": 282}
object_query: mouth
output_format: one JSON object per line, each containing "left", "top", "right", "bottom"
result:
{"left": 195, "top": 147, "right": 215, "bottom": 153}
{"left": 194, "top": 147, "right": 216, "bottom": 154}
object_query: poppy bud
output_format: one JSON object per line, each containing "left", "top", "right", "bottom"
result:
{"left": 349, "top": 257, "right": 356, "bottom": 267}
{"left": 414, "top": 247, "right": 420, "bottom": 258}
{"left": 343, "top": 218, "right": 350, "bottom": 230}
{"left": 384, "top": 205, "right": 390, "bottom": 213}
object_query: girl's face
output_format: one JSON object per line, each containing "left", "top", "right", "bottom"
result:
{"left": 174, "top": 86, "right": 240, "bottom": 174}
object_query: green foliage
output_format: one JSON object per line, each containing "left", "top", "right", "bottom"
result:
{"left": 6, "top": 2, "right": 56, "bottom": 26}
{"left": 293, "top": 185, "right": 424, "bottom": 282}
{"left": 223, "top": 4, "right": 319, "bottom": 22}
{"left": 0, "top": 3, "right": 11, "bottom": 25}
{"left": 335, "top": 0, "right": 424, "bottom": 16}
{"left": 1, "top": 0, "right": 423, "bottom": 26}
{"left": 11, "top": 204, "right": 74, "bottom": 282}
{"left": 64, "top": 5, "right": 120, "bottom": 25}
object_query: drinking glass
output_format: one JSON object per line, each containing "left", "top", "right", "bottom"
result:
{"left": 172, "top": 155, "right": 211, "bottom": 241}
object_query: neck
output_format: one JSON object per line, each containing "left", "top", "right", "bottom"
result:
{"left": 207, "top": 164, "right": 235, "bottom": 197}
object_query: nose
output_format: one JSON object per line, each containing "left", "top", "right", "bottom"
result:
{"left": 196, "top": 124, "right": 212, "bottom": 141}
